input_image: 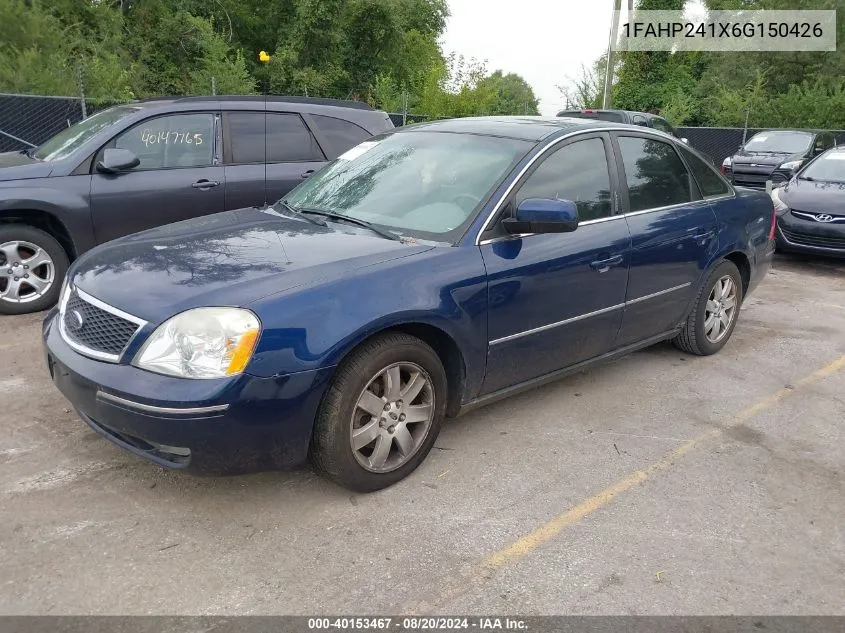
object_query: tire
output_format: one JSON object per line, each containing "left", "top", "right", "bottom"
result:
{"left": 311, "top": 332, "right": 448, "bottom": 492}
{"left": 0, "top": 224, "right": 69, "bottom": 315}
{"left": 673, "top": 260, "right": 744, "bottom": 356}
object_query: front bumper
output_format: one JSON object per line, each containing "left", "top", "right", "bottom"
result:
{"left": 776, "top": 213, "right": 845, "bottom": 259}
{"left": 43, "top": 309, "right": 334, "bottom": 474}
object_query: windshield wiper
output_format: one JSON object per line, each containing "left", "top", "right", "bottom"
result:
{"left": 798, "top": 175, "right": 816, "bottom": 181}
{"left": 299, "top": 209, "right": 401, "bottom": 242}
{"left": 271, "top": 200, "right": 327, "bottom": 226}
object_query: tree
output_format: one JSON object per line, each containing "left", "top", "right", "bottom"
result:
{"left": 476, "top": 71, "right": 540, "bottom": 115}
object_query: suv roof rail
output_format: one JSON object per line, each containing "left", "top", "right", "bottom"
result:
{"left": 134, "top": 95, "right": 376, "bottom": 111}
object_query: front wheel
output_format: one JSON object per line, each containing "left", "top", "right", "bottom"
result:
{"left": 673, "top": 260, "right": 744, "bottom": 356}
{"left": 311, "top": 332, "right": 447, "bottom": 492}
{"left": 0, "top": 225, "right": 69, "bottom": 315}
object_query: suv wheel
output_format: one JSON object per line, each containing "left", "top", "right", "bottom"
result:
{"left": 0, "top": 225, "right": 69, "bottom": 315}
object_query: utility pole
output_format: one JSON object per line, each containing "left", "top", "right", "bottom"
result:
{"left": 602, "top": 0, "right": 632, "bottom": 109}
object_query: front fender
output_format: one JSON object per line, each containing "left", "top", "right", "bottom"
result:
{"left": 0, "top": 182, "right": 94, "bottom": 254}
{"left": 246, "top": 245, "right": 489, "bottom": 401}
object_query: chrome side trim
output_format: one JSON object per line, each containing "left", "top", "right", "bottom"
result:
{"left": 473, "top": 127, "right": 736, "bottom": 246}
{"left": 489, "top": 282, "right": 693, "bottom": 346}
{"left": 58, "top": 286, "right": 148, "bottom": 364}
{"left": 96, "top": 391, "right": 230, "bottom": 415}
{"left": 489, "top": 303, "right": 625, "bottom": 346}
{"left": 626, "top": 282, "right": 692, "bottom": 306}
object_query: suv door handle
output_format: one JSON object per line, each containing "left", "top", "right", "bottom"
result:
{"left": 590, "top": 254, "right": 624, "bottom": 273}
{"left": 301, "top": 170, "right": 315, "bottom": 179}
{"left": 192, "top": 179, "right": 220, "bottom": 189}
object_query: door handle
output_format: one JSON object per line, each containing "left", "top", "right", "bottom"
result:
{"left": 590, "top": 254, "right": 624, "bottom": 273}
{"left": 192, "top": 179, "right": 220, "bottom": 189}
{"left": 301, "top": 170, "right": 315, "bottom": 179}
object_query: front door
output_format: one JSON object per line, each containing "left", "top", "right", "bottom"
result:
{"left": 479, "top": 134, "right": 631, "bottom": 395}
{"left": 90, "top": 112, "right": 224, "bottom": 244}
{"left": 612, "top": 133, "right": 719, "bottom": 346}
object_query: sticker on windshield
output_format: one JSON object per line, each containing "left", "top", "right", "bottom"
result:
{"left": 338, "top": 140, "right": 381, "bottom": 161}
{"left": 752, "top": 135, "right": 768, "bottom": 142}
{"left": 825, "top": 153, "right": 845, "bottom": 160}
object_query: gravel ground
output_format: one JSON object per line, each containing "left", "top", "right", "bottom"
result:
{"left": 0, "top": 253, "right": 843, "bottom": 615}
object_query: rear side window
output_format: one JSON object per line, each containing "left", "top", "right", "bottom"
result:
{"left": 312, "top": 114, "right": 372, "bottom": 154}
{"left": 650, "top": 117, "right": 675, "bottom": 135}
{"left": 680, "top": 145, "right": 731, "bottom": 198}
{"left": 266, "top": 113, "right": 325, "bottom": 163}
{"left": 617, "top": 136, "right": 692, "bottom": 212}
{"left": 226, "top": 112, "right": 265, "bottom": 164}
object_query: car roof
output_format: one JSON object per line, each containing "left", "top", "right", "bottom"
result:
{"left": 556, "top": 108, "right": 663, "bottom": 119}
{"left": 401, "top": 116, "right": 628, "bottom": 141}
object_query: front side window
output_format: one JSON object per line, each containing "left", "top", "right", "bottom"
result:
{"left": 111, "top": 113, "right": 215, "bottom": 170}
{"left": 312, "top": 114, "right": 372, "bottom": 154}
{"left": 285, "top": 131, "right": 530, "bottom": 242}
{"left": 266, "top": 113, "right": 325, "bottom": 162}
{"left": 618, "top": 136, "right": 693, "bottom": 212}
{"left": 515, "top": 137, "right": 613, "bottom": 222}
{"left": 680, "top": 145, "right": 731, "bottom": 198}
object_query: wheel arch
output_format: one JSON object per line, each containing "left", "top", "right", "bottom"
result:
{"left": 0, "top": 208, "right": 78, "bottom": 260}
{"left": 331, "top": 320, "right": 469, "bottom": 419}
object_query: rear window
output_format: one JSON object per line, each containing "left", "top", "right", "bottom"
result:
{"left": 680, "top": 145, "right": 731, "bottom": 198}
{"left": 558, "top": 110, "right": 626, "bottom": 123}
{"left": 312, "top": 114, "right": 372, "bottom": 154}
{"left": 266, "top": 113, "right": 325, "bottom": 163}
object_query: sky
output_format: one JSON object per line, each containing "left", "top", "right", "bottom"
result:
{"left": 440, "top": 0, "right": 707, "bottom": 116}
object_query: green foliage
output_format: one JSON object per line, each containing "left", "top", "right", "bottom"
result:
{"left": 0, "top": 0, "right": 538, "bottom": 120}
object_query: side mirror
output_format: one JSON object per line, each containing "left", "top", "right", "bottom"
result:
{"left": 503, "top": 198, "right": 579, "bottom": 234}
{"left": 96, "top": 148, "right": 140, "bottom": 174}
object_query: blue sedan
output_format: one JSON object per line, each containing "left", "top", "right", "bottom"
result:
{"left": 43, "top": 117, "right": 776, "bottom": 491}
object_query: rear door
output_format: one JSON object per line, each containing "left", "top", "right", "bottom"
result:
{"left": 264, "top": 113, "right": 327, "bottom": 204}
{"left": 613, "top": 132, "right": 719, "bottom": 346}
{"left": 90, "top": 112, "right": 224, "bottom": 243}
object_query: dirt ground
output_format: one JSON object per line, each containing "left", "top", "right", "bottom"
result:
{"left": 0, "top": 253, "right": 843, "bottom": 615}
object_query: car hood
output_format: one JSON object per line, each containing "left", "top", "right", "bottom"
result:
{"left": 0, "top": 152, "right": 53, "bottom": 180}
{"left": 732, "top": 151, "right": 803, "bottom": 168}
{"left": 70, "top": 207, "right": 435, "bottom": 324}
{"left": 780, "top": 177, "right": 845, "bottom": 214}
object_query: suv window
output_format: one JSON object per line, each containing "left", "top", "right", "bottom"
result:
{"left": 679, "top": 145, "right": 731, "bottom": 198}
{"left": 227, "top": 112, "right": 265, "bottom": 164}
{"left": 312, "top": 114, "right": 372, "bottom": 154}
{"left": 112, "top": 113, "right": 215, "bottom": 170}
{"left": 650, "top": 117, "right": 675, "bottom": 136}
{"left": 266, "top": 113, "right": 324, "bottom": 162}
{"left": 515, "top": 137, "right": 613, "bottom": 222}
{"left": 617, "top": 136, "right": 692, "bottom": 212}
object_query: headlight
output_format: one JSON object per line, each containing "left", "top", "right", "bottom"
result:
{"left": 771, "top": 186, "right": 790, "bottom": 216}
{"left": 779, "top": 160, "right": 803, "bottom": 171}
{"left": 722, "top": 157, "right": 732, "bottom": 167}
{"left": 133, "top": 308, "right": 261, "bottom": 379}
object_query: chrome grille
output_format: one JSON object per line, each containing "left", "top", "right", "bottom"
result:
{"left": 60, "top": 287, "right": 145, "bottom": 362}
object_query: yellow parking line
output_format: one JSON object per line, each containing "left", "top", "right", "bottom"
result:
{"left": 418, "top": 354, "right": 845, "bottom": 611}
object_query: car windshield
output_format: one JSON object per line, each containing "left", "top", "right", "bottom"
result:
{"left": 284, "top": 131, "right": 531, "bottom": 242}
{"left": 33, "top": 106, "right": 139, "bottom": 161}
{"left": 743, "top": 131, "right": 813, "bottom": 154}
{"left": 799, "top": 151, "right": 845, "bottom": 183}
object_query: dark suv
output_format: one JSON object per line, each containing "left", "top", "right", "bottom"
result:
{"left": 0, "top": 96, "right": 393, "bottom": 314}
{"left": 723, "top": 129, "right": 836, "bottom": 189}
{"left": 557, "top": 109, "right": 685, "bottom": 140}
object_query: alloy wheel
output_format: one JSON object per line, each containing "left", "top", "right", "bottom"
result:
{"left": 0, "top": 240, "right": 55, "bottom": 304}
{"left": 704, "top": 275, "right": 738, "bottom": 344}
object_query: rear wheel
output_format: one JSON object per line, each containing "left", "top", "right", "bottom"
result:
{"left": 0, "top": 225, "right": 68, "bottom": 315}
{"left": 673, "top": 260, "right": 743, "bottom": 356}
{"left": 311, "top": 332, "right": 447, "bottom": 492}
